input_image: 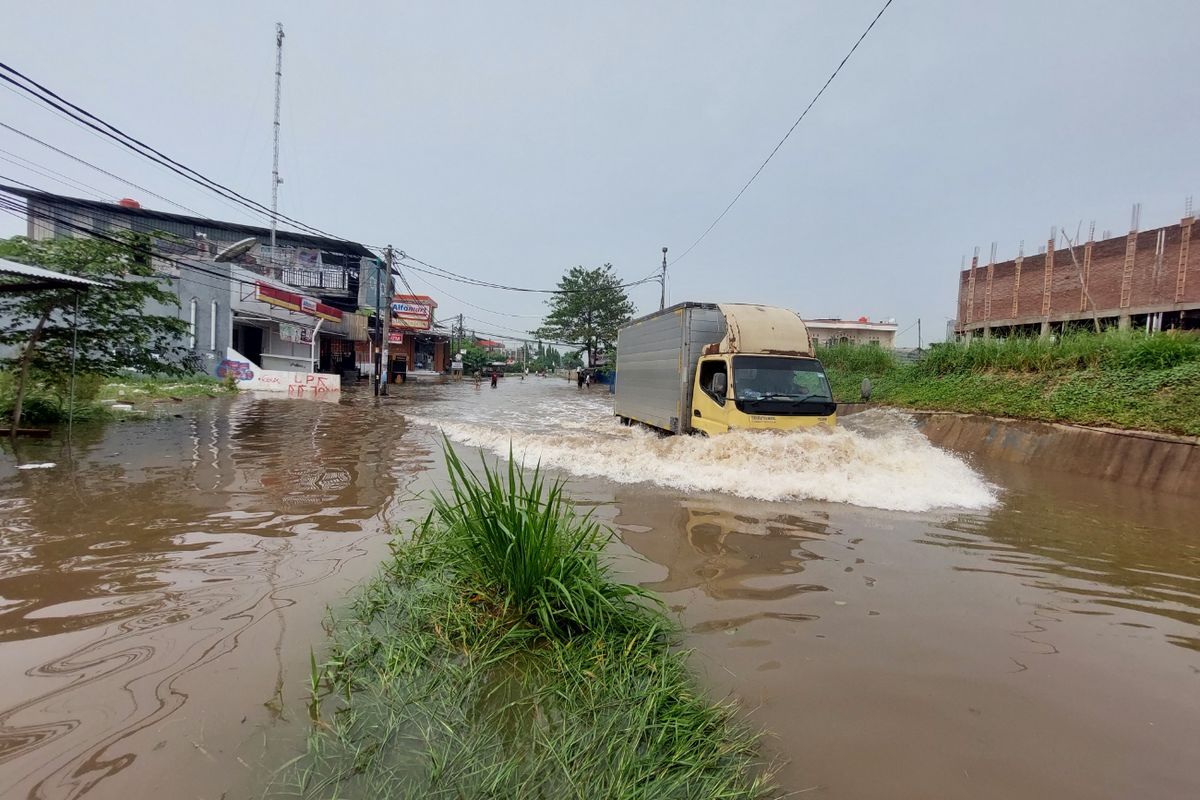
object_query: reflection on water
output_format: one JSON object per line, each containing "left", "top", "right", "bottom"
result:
{"left": 929, "top": 465, "right": 1200, "bottom": 651}
{"left": 604, "top": 455, "right": 1200, "bottom": 799}
{"left": 0, "top": 392, "right": 424, "bottom": 800}
{"left": 0, "top": 378, "right": 1197, "bottom": 800}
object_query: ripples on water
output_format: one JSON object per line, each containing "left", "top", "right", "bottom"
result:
{"left": 0, "top": 393, "right": 422, "bottom": 799}
{"left": 0, "top": 379, "right": 1196, "bottom": 800}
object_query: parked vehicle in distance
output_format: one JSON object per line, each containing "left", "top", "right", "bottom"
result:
{"left": 614, "top": 302, "right": 836, "bottom": 435}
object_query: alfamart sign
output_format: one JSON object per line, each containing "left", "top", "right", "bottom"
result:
{"left": 390, "top": 301, "right": 432, "bottom": 330}
{"left": 256, "top": 282, "right": 344, "bottom": 323}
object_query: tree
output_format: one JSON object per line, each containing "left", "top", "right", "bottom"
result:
{"left": 533, "top": 264, "right": 636, "bottom": 368}
{"left": 0, "top": 234, "right": 190, "bottom": 431}
{"left": 459, "top": 340, "right": 490, "bottom": 373}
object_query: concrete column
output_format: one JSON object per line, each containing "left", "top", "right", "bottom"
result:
{"left": 983, "top": 325, "right": 992, "bottom": 340}
{"left": 1040, "top": 320, "right": 1051, "bottom": 338}
{"left": 1119, "top": 314, "right": 1131, "bottom": 331}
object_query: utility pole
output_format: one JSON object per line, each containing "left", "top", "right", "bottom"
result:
{"left": 917, "top": 318, "right": 922, "bottom": 350}
{"left": 373, "top": 255, "right": 383, "bottom": 396}
{"left": 659, "top": 246, "right": 668, "bottom": 310}
{"left": 270, "top": 22, "right": 284, "bottom": 249}
{"left": 380, "top": 245, "right": 393, "bottom": 396}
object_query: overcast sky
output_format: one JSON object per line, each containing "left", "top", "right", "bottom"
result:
{"left": 2, "top": 0, "right": 1197, "bottom": 345}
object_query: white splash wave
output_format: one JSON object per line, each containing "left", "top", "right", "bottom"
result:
{"left": 405, "top": 406, "right": 996, "bottom": 513}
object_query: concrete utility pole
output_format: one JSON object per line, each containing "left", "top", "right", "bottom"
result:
{"left": 270, "top": 22, "right": 284, "bottom": 249}
{"left": 373, "top": 255, "right": 383, "bottom": 396}
{"left": 380, "top": 245, "right": 393, "bottom": 396}
{"left": 917, "top": 318, "right": 922, "bottom": 350}
{"left": 659, "top": 246, "right": 668, "bottom": 310}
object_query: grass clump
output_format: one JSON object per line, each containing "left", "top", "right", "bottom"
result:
{"left": 269, "top": 443, "right": 773, "bottom": 800}
{"left": 818, "top": 331, "right": 1200, "bottom": 436}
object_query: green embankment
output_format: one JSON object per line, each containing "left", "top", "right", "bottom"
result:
{"left": 1, "top": 372, "right": 233, "bottom": 425}
{"left": 270, "top": 445, "right": 772, "bottom": 800}
{"left": 820, "top": 331, "right": 1200, "bottom": 437}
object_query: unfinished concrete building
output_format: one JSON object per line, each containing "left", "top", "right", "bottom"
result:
{"left": 955, "top": 206, "right": 1200, "bottom": 338}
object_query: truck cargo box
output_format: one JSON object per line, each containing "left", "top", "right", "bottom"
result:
{"left": 614, "top": 303, "right": 725, "bottom": 434}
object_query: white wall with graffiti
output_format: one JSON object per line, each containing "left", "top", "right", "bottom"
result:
{"left": 216, "top": 348, "right": 341, "bottom": 396}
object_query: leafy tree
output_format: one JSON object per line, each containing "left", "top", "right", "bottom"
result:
{"left": 0, "top": 234, "right": 189, "bottom": 431}
{"left": 534, "top": 264, "right": 636, "bottom": 367}
{"left": 459, "top": 340, "right": 490, "bottom": 373}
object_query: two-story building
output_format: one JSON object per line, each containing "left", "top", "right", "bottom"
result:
{"left": 2, "top": 185, "right": 383, "bottom": 386}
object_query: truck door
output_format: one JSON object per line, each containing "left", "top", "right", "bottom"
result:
{"left": 691, "top": 357, "right": 731, "bottom": 435}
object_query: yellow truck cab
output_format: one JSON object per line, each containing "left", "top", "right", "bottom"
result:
{"left": 615, "top": 302, "right": 836, "bottom": 435}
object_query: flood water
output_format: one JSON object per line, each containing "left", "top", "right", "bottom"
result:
{"left": 1, "top": 379, "right": 1197, "bottom": 799}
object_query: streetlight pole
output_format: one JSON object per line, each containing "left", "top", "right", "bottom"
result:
{"left": 659, "top": 246, "right": 668, "bottom": 310}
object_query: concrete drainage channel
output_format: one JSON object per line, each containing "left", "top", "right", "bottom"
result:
{"left": 838, "top": 403, "right": 1200, "bottom": 497}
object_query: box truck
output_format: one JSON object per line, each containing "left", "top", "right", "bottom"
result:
{"left": 614, "top": 302, "right": 836, "bottom": 435}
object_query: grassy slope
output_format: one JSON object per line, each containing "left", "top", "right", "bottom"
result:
{"left": 819, "top": 332, "right": 1200, "bottom": 437}
{"left": 270, "top": 448, "right": 772, "bottom": 800}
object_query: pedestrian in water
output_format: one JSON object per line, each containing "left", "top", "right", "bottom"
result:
{"left": 576, "top": 370, "right": 585, "bottom": 389}
{"left": 490, "top": 369, "right": 499, "bottom": 388}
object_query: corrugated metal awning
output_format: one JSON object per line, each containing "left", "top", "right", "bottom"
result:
{"left": 0, "top": 257, "right": 108, "bottom": 292}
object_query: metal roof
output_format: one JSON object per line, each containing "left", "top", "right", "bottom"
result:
{"left": 0, "top": 185, "right": 376, "bottom": 258}
{"left": 0, "top": 257, "right": 108, "bottom": 291}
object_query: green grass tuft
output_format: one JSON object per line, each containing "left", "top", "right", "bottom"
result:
{"left": 267, "top": 444, "right": 775, "bottom": 800}
{"left": 819, "top": 331, "right": 1200, "bottom": 436}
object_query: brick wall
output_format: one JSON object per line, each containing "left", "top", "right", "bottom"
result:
{"left": 956, "top": 218, "right": 1199, "bottom": 329}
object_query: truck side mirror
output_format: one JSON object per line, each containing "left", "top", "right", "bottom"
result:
{"left": 712, "top": 372, "right": 727, "bottom": 396}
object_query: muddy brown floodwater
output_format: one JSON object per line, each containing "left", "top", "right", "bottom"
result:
{"left": 1, "top": 379, "right": 1198, "bottom": 800}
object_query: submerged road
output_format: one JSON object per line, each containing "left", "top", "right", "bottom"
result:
{"left": 0, "top": 378, "right": 1196, "bottom": 799}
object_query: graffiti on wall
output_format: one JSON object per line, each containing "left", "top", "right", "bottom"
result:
{"left": 216, "top": 359, "right": 255, "bottom": 381}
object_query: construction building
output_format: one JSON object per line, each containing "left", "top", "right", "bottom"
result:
{"left": 956, "top": 207, "right": 1200, "bottom": 338}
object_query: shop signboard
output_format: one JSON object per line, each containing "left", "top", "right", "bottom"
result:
{"left": 390, "top": 301, "right": 432, "bottom": 330}
{"left": 255, "top": 281, "right": 343, "bottom": 322}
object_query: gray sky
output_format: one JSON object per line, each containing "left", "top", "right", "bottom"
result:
{"left": 2, "top": 0, "right": 1197, "bottom": 346}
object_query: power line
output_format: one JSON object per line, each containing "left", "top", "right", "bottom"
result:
{"left": 402, "top": 266, "right": 546, "bottom": 318}
{"left": 669, "top": 0, "right": 895, "bottom": 267}
{"left": 0, "top": 61, "right": 350, "bottom": 243}
{"left": 0, "top": 63, "right": 657, "bottom": 299}
{"left": 399, "top": 250, "right": 659, "bottom": 294}
{"left": 0, "top": 191, "right": 305, "bottom": 298}
{"left": 0, "top": 150, "right": 113, "bottom": 201}
{"left": 0, "top": 120, "right": 209, "bottom": 215}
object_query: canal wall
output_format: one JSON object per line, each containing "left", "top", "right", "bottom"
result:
{"left": 838, "top": 404, "right": 1200, "bottom": 496}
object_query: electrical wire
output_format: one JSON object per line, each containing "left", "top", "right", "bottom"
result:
{"left": 0, "top": 120, "right": 209, "bottom": 215}
{"left": 0, "top": 148, "right": 113, "bottom": 201}
{"left": 0, "top": 61, "right": 351, "bottom": 243}
{"left": 402, "top": 266, "right": 545, "bottom": 318}
{"left": 669, "top": 0, "right": 895, "bottom": 267}
{"left": 0, "top": 61, "right": 656, "bottom": 297}
{"left": 399, "top": 250, "right": 659, "bottom": 295}
{"left": 0, "top": 191, "right": 312, "bottom": 297}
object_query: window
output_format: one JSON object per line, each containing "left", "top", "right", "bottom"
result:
{"left": 869, "top": 338, "right": 880, "bottom": 347}
{"left": 210, "top": 300, "right": 218, "bottom": 351}
{"left": 697, "top": 359, "right": 728, "bottom": 405}
{"left": 188, "top": 298, "right": 197, "bottom": 350}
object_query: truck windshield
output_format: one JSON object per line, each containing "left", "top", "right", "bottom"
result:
{"left": 732, "top": 356, "right": 832, "bottom": 403}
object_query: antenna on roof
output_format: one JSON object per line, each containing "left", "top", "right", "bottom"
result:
{"left": 270, "top": 22, "right": 285, "bottom": 249}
